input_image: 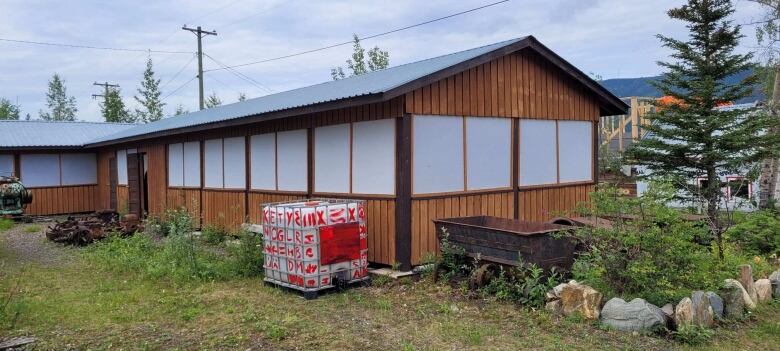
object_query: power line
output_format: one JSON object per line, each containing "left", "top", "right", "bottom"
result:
{"left": 0, "top": 37, "right": 192, "bottom": 54}
{"left": 203, "top": 53, "right": 273, "bottom": 93}
{"left": 160, "top": 54, "right": 197, "bottom": 91}
{"left": 215, "top": 0, "right": 294, "bottom": 31}
{"left": 203, "top": 0, "right": 510, "bottom": 72}
{"left": 162, "top": 76, "right": 198, "bottom": 101}
{"left": 205, "top": 73, "right": 243, "bottom": 96}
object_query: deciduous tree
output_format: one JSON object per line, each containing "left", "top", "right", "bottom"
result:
{"left": 0, "top": 98, "right": 20, "bottom": 120}
{"left": 331, "top": 34, "right": 389, "bottom": 80}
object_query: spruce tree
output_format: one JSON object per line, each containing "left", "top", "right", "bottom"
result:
{"left": 173, "top": 104, "right": 189, "bottom": 116}
{"left": 626, "top": 0, "right": 780, "bottom": 257}
{"left": 237, "top": 92, "right": 247, "bottom": 102}
{"left": 205, "top": 92, "right": 222, "bottom": 108}
{"left": 134, "top": 57, "right": 166, "bottom": 123}
{"left": 0, "top": 98, "right": 20, "bottom": 120}
{"left": 101, "top": 87, "right": 134, "bottom": 123}
{"left": 39, "top": 73, "right": 77, "bottom": 121}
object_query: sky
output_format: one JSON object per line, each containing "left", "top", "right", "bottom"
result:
{"left": 0, "top": 0, "right": 769, "bottom": 122}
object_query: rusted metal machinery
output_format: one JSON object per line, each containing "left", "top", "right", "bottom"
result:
{"left": 0, "top": 175, "right": 33, "bottom": 216}
{"left": 46, "top": 210, "right": 142, "bottom": 245}
{"left": 433, "top": 216, "right": 577, "bottom": 288}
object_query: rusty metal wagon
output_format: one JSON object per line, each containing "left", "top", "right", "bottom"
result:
{"left": 433, "top": 216, "right": 577, "bottom": 287}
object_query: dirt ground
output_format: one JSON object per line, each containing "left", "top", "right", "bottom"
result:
{"left": 1, "top": 222, "right": 779, "bottom": 351}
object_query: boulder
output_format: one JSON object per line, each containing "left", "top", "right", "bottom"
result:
{"left": 691, "top": 291, "right": 715, "bottom": 327}
{"left": 705, "top": 291, "right": 724, "bottom": 320}
{"left": 770, "top": 271, "right": 780, "bottom": 299}
{"left": 721, "top": 279, "right": 747, "bottom": 319}
{"left": 600, "top": 298, "right": 667, "bottom": 332}
{"left": 545, "top": 300, "right": 563, "bottom": 315}
{"left": 661, "top": 303, "right": 674, "bottom": 318}
{"left": 560, "top": 283, "right": 602, "bottom": 320}
{"left": 738, "top": 264, "right": 758, "bottom": 304}
{"left": 755, "top": 279, "right": 772, "bottom": 303}
{"left": 674, "top": 297, "right": 693, "bottom": 326}
{"left": 547, "top": 282, "right": 569, "bottom": 301}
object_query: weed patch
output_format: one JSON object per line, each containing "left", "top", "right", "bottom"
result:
{"left": 0, "top": 218, "right": 13, "bottom": 232}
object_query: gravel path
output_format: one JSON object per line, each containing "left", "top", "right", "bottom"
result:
{"left": 0, "top": 221, "right": 76, "bottom": 267}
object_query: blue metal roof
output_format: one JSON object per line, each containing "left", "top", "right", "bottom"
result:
{"left": 0, "top": 120, "right": 135, "bottom": 148}
{"left": 89, "top": 37, "right": 528, "bottom": 144}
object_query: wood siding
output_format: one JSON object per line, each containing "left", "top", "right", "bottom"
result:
{"left": 140, "top": 144, "right": 168, "bottom": 216}
{"left": 97, "top": 150, "right": 112, "bottom": 209}
{"left": 404, "top": 50, "right": 600, "bottom": 121}
{"left": 166, "top": 188, "right": 201, "bottom": 227}
{"left": 517, "top": 183, "right": 594, "bottom": 222}
{"left": 202, "top": 190, "right": 246, "bottom": 229}
{"left": 26, "top": 185, "right": 98, "bottom": 215}
{"left": 410, "top": 191, "right": 514, "bottom": 265}
{"left": 117, "top": 185, "right": 129, "bottom": 213}
{"left": 247, "top": 192, "right": 306, "bottom": 224}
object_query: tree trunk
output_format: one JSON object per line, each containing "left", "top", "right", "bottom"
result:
{"left": 759, "top": 64, "right": 780, "bottom": 208}
{"left": 706, "top": 166, "right": 724, "bottom": 259}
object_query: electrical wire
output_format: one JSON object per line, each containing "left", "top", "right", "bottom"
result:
{"left": 0, "top": 37, "right": 192, "bottom": 54}
{"left": 205, "top": 73, "right": 244, "bottom": 96}
{"left": 203, "top": 0, "right": 510, "bottom": 72}
{"left": 215, "top": 0, "right": 294, "bottom": 31}
{"left": 162, "top": 75, "right": 198, "bottom": 101}
{"left": 203, "top": 53, "right": 274, "bottom": 93}
{"left": 160, "top": 54, "right": 198, "bottom": 90}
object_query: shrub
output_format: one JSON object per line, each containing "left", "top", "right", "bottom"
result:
{"left": 85, "top": 210, "right": 264, "bottom": 283}
{"left": 201, "top": 224, "right": 228, "bottom": 245}
{"left": 434, "top": 228, "right": 470, "bottom": 282}
{"left": 726, "top": 209, "right": 780, "bottom": 256}
{"left": 479, "top": 262, "right": 563, "bottom": 308}
{"left": 672, "top": 325, "right": 713, "bottom": 346}
{"left": 570, "top": 181, "right": 719, "bottom": 305}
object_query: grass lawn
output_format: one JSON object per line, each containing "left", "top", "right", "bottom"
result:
{"left": 1, "top": 223, "right": 779, "bottom": 350}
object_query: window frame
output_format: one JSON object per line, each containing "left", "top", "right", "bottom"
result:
{"left": 19, "top": 152, "right": 98, "bottom": 188}
{"left": 167, "top": 142, "right": 202, "bottom": 189}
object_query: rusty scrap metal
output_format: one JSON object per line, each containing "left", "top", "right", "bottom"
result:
{"left": 46, "top": 210, "right": 142, "bottom": 245}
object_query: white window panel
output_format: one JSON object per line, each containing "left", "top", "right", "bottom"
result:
{"left": 276, "top": 130, "right": 308, "bottom": 191}
{"left": 0, "top": 154, "right": 13, "bottom": 177}
{"left": 204, "top": 139, "right": 223, "bottom": 188}
{"left": 167, "top": 143, "right": 184, "bottom": 186}
{"left": 223, "top": 137, "right": 246, "bottom": 188}
{"left": 413, "top": 115, "right": 464, "bottom": 194}
{"left": 60, "top": 153, "right": 97, "bottom": 185}
{"left": 519, "top": 120, "right": 557, "bottom": 186}
{"left": 315, "top": 124, "right": 350, "bottom": 193}
{"left": 250, "top": 134, "right": 276, "bottom": 190}
{"left": 21, "top": 154, "right": 60, "bottom": 187}
{"left": 352, "top": 119, "right": 395, "bottom": 194}
{"left": 558, "top": 121, "right": 593, "bottom": 182}
{"left": 117, "top": 149, "right": 128, "bottom": 185}
{"left": 182, "top": 141, "right": 201, "bottom": 187}
{"left": 466, "top": 117, "right": 511, "bottom": 190}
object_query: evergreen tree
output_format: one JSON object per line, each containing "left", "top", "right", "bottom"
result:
{"left": 205, "top": 92, "right": 222, "bottom": 108}
{"left": 134, "top": 57, "right": 166, "bottom": 123}
{"left": 331, "top": 34, "right": 390, "bottom": 80}
{"left": 626, "top": 0, "right": 780, "bottom": 257}
{"left": 39, "top": 73, "right": 77, "bottom": 121}
{"left": 174, "top": 104, "right": 189, "bottom": 116}
{"left": 238, "top": 92, "right": 247, "bottom": 102}
{"left": 100, "top": 87, "right": 134, "bottom": 123}
{"left": 0, "top": 98, "right": 20, "bottom": 120}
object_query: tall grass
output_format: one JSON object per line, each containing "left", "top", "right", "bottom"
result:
{"left": 84, "top": 208, "right": 263, "bottom": 283}
{"left": 0, "top": 218, "right": 14, "bottom": 232}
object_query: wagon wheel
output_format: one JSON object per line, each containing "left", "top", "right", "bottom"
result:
{"left": 469, "top": 263, "right": 499, "bottom": 290}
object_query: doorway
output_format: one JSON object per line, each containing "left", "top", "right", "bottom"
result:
{"left": 126, "top": 152, "right": 148, "bottom": 217}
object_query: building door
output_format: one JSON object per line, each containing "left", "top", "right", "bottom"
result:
{"left": 109, "top": 157, "right": 118, "bottom": 210}
{"left": 126, "top": 153, "right": 147, "bottom": 216}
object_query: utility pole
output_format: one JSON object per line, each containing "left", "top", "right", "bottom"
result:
{"left": 92, "top": 81, "right": 120, "bottom": 104}
{"left": 182, "top": 25, "right": 217, "bottom": 110}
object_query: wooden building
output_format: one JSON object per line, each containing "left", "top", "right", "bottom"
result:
{"left": 0, "top": 36, "right": 627, "bottom": 269}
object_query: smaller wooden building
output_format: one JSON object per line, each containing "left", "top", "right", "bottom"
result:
{"left": 0, "top": 36, "right": 628, "bottom": 269}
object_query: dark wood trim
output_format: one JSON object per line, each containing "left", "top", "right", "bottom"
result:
{"left": 167, "top": 186, "right": 201, "bottom": 190}
{"left": 412, "top": 188, "right": 514, "bottom": 200}
{"left": 202, "top": 187, "right": 247, "bottom": 192}
{"left": 592, "top": 120, "right": 599, "bottom": 184}
{"left": 395, "top": 114, "right": 412, "bottom": 271}
{"left": 306, "top": 128, "right": 314, "bottom": 198}
{"left": 311, "top": 192, "right": 396, "bottom": 200}
{"left": 13, "top": 153, "right": 20, "bottom": 178}
{"left": 25, "top": 183, "right": 99, "bottom": 189}
{"left": 199, "top": 140, "right": 205, "bottom": 224}
{"left": 511, "top": 118, "right": 519, "bottom": 219}
{"left": 244, "top": 135, "right": 251, "bottom": 223}
{"left": 517, "top": 181, "right": 596, "bottom": 192}
{"left": 248, "top": 189, "right": 307, "bottom": 196}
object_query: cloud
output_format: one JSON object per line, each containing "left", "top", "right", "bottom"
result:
{"left": 0, "top": 0, "right": 766, "bottom": 122}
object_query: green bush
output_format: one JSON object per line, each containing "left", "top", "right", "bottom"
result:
{"left": 434, "top": 228, "right": 470, "bottom": 282}
{"left": 726, "top": 209, "right": 780, "bottom": 256}
{"left": 570, "top": 181, "right": 722, "bottom": 305}
{"left": 479, "top": 262, "right": 563, "bottom": 308}
{"left": 85, "top": 210, "right": 264, "bottom": 283}
{"left": 201, "top": 224, "right": 228, "bottom": 245}
{"left": 672, "top": 325, "right": 713, "bottom": 346}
